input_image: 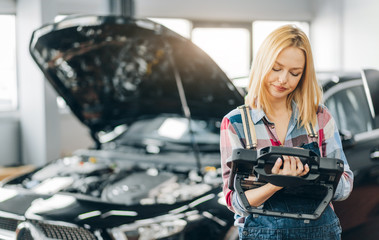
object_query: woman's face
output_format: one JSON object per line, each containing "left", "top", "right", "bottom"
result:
{"left": 265, "top": 46, "right": 305, "bottom": 102}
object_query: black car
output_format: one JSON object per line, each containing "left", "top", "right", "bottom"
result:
{"left": 0, "top": 15, "right": 244, "bottom": 240}
{"left": 0, "top": 15, "right": 378, "bottom": 240}
{"left": 319, "top": 70, "right": 379, "bottom": 240}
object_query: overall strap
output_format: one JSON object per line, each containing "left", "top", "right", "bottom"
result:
{"left": 305, "top": 120, "right": 325, "bottom": 157}
{"left": 305, "top": 123, "right": 318, "bottom": 138}
{"left": 238, "top": 105, "right": 257, "bottom": 149}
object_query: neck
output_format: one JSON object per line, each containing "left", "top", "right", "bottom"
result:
{"left": 265, "top": 103, "right": 293, "bottom": 132}
{"left": 269, "top": 99, "right": 290, "bottom": 117}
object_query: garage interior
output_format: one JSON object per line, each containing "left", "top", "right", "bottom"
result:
{"left": 0, "top": 0, "right": 378, "bottom": 239}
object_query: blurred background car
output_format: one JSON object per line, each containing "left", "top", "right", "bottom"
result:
{"left": 319, "top": 69, "right": 379, "bottom": 240}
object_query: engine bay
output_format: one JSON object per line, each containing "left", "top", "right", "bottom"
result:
{"left": 4, "top": 153, "right": 222, "bottom": 206}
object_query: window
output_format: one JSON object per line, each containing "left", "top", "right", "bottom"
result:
{"left": 0, "top": 15, "right": 17, "bottom": 111}
{"left": 191, "top": 27, "right": 250, "bottom": 79}
{"left": 151, "top": 18, "right": 251, "bottom": 80}
{"left": 325, "top": 84, "right": 373, "bottom": 135}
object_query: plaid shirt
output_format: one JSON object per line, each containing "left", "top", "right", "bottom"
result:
{"left": 220, "top": 102, "right": 354, "bottom": 216}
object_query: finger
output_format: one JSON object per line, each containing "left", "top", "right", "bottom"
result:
{"left": 290, "top": 156, "right": 297, "bottom": 171}
{"left": 271, "top": 158, "right": 282, "bottom": 174}
{"left": 296, "top": 158, "right": 304, "bottom": 175}
{"left": 299, "top": 164, "right": 310, "bottom": 176}
{"left": 282, "top": 155, "right": 290, "bottom": 170}
{"left": 304, "top": 163, "right": 310, "bottom": 173}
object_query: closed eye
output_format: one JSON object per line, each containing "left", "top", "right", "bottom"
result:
{"left": 290, "top": 72, "right": 301, "bottom": 77}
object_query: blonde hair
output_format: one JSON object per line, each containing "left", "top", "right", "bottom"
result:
{"left": 245, "top": 24, "right": 322, "bottom": 128}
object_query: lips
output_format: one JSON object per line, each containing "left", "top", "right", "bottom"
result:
{"left": 273, "top": 85, "right": 287, "bottom": 92}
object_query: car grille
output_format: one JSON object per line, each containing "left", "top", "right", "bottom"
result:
{"left": 0, "top": 217, "right": 98, "bottom": 240}
{"left": 31, "top": 221, "right": 98, "bottom": 240}
{"left": 0, "top": 216, "right": 19, "bottom": 232}
{"left": 16, "top": 228, "right": 34, "bottom": 240}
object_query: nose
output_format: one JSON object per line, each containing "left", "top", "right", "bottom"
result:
{"left": 278, "top": 71, "right": 288, "bottom": 84}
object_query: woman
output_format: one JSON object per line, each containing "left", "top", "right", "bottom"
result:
{"left": 220, "top": 25, "right": 353, "bottom": 239}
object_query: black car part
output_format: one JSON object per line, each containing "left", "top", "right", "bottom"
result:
{"left": 229, "top": 146, "right": 344, "bottom": 220}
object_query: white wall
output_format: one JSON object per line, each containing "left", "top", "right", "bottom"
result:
{"left": 55, "top": 0, "right": 109, "bottom": 15}
{"left": 60, "top": 112, "right": 93, "bottom": 157}
{"left": 135, "top": 0, "right": 313, "bottom": 21}
{"left": 0, "top": 0, "right": 15, "bottom": 13}
{"left": 0, "top": 118, "right": 20, "bottom": 166}
{"left": 17, "top": 0, "right": 61, "bottom": 167}
{"left": 311, "top": 0, "right": 379, "bottom": 71}
{"left": 343, "top": 0, "right": 379, "bottom": 70}
{"left": 310, "top": 0, "right": 344, "bottom": 71}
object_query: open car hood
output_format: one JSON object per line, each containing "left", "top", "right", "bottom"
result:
{"left": 29, "top": 15, "right": 244, "bottom": 134}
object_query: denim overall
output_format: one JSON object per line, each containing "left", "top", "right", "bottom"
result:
{"left": 238, "top": 142, "right": 342, "bottom": 240}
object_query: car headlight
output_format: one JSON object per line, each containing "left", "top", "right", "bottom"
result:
{"left": 108, "top": 212, "right": 192, "bottom": 240}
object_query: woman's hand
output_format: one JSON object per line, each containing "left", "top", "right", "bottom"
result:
{"left": 271, "top": 155, "right": 309, "bottom": 177}
{"left": 245, "top": 153, "right": 310, "bottom": 207}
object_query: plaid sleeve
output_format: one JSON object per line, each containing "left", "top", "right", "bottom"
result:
{"left": 220, "top": 116, "right": 244, "bottom": 213}
{"left": 320, "top": 108, "right": 354, "bottom": 201}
